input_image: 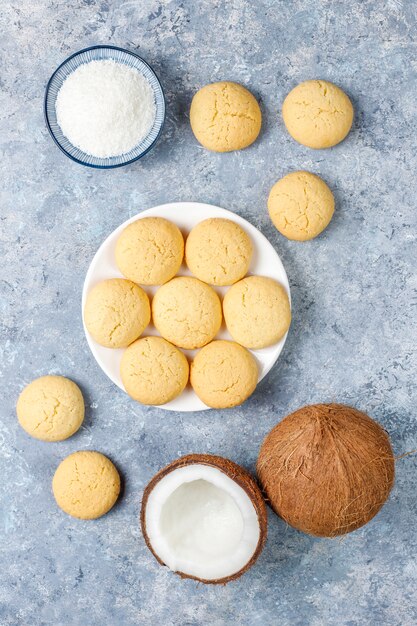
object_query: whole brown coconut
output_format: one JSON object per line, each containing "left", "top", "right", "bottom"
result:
{"left": 257, "top": 404, "right": 395, "bottom": 537}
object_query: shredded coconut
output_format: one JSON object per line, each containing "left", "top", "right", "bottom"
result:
{"left": 56, "top": 59, "right": 156, "bottom": 158}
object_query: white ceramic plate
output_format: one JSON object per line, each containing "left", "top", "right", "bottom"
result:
{"left": 82, "top": 202, "right": 291, "bottom": 411}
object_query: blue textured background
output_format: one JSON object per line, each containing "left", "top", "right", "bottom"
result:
{"left": 1, "top": 1, "right": 416, "bottom": 625}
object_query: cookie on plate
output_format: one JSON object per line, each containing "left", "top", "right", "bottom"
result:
{"left": 190, "top": 340, "right": 258, "bottom": 408}
{"left": 223, "top": 276, "right": 291, "bottom": 349}
{"left": 17, "top": 375, "right": 84, "bottom": 442}
{"left": 268, "top": 171, "right": 335, "bottom": 241}
{"left": 190, "top": 81, "right": 262, "bottom": 152}
{"left": 185, "top": 218, "right": 253, "bottom": 286}
{"left": 115, "top": 217, "right": 184, "bottom": 285}
{"left": 282, "top": 80, "right": 353, "bottom": 149}
{"left": 152, "top": 277, "right": 222, "bottom": 349}
{"left": 52, "top": 451, "right": 120, "bottom": 519}
{"left": 84, "top": 278, "right": 150, "bottom": 348}
{"left": 120, "top": 336, "right": 189, "bottom": 405}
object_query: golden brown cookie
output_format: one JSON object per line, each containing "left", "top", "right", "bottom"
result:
{"left": 16, "top": 375, "right": 84, "bottom": 442}
{"left": 185, "top": 218, "right": 253, "bottom": 286}
{"left": 115, "top": 217, "right": 184, "bottom": 285}
{"left": 268, "top": 171, "right": 335, "bottom": 241}
{"left": 120, "top": 336, "right": 189, "bottom": 405}
{"left": 223, "top": 276, "right": 291, "bottom": 349}
{"left": 190, "top": 340, "right": 258, "bottom": 408}
{"left": 152, "top": 277, "right": 222, "bottom": 349}
{"left": 282, "top": 80, "right": 353, "bottom": 149}
{"left": 190, "top": 81, "right": 262, "bottom": 152}
{"left": 52, "top": 451, "right": 120, "bottom": 519}
{"left": 84, "top": 278, "right": 150, "bottom": 348}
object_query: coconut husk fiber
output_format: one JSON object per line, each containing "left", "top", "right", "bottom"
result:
{"left": 257, "top": 403, "right": 395, "bottom": 537}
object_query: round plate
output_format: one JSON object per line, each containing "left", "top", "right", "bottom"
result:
{"left": 82, "top": 202, "right": 291, "bottom": 411}
{"left": 44, "top": 45, "right": 165, "bottom": 169}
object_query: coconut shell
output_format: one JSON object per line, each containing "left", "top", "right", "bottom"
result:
{"left": 141, "top": 453, "right": 267, "bottom": 584}
{"left": 257, "top": 404, "right": 395, "bottom": 537}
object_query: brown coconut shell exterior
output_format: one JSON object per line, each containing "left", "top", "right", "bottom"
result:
{"left": 257, "top": 404, "right": 395, "bottom": 537}
{"left": 141, "top": 454, "right": 267, "bottom": 584}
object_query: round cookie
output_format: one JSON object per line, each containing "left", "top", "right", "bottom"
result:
{"left": 53, "top": 451, "right": 120, "bottom": 519}
{"left": 16, "top": 375, "right": 84, "bottom": 442}
{"left": 282, "top": 79, "right": 353, "bottom": 149}
{"left": 268, "top": 171, "right": 335, "bottom": 241}
{"left": 152, "top": 277, "right": 222, "bottom": 349}
{"left": 84, "top": 278, "right": 150, "bottom": 348}
{"left": 115, "top": 217, "right": 184, "bottom": 285}
{"left": 185, "top": 218, "right": 253, "bottom": 286}
{"left": 190, "top": 81, "right": 262, "bottom": 152}
{"left": 190, "top": 340, "right": 258, "bottom": 408}
{"left": 223, "top": 276, "right": 291, "bottom": 349}
{"left": 120, "top": 336, "right": 189, "bottom": 405}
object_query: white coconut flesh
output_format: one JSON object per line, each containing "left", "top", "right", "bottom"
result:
{"left": 144, "top": 464, "right": 261, "bottom": 581}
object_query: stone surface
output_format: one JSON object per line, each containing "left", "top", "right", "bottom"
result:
{"left": 1, "top": 1, "right": 416, "bottom": 625}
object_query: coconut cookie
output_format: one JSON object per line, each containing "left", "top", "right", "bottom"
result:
{"left": 52, "top": 451, "right": 120, "bottom": 519}
{"left": 16, "top": 375, "right": 84, "bottom": 442}
{"left": 223, "top": 276, "right": 291, "bottom": 349}
{"left": 268, "top": 171, "right": 335, "bottom": 241}
{"left": 191, "top": 340, "right": 258, "bottom": 408}
{"left": 152, "top": 277, "right": 222, "bottom": 349}
{"left": 121, "top": 336, "right": 189, "bottom": 405}
{"left": 84, "top": 278, "right": 150, "bottom": 348}
{"left": 282, "top": 80, "right": 353, "bottom": 149}
{"left": 190, "top": 82, "right": 262, "bottom": 152}
{"left": 185, "top": 218, "right": 253, "bottom": 286}
{"left": 115, "top": 217, "right": 184, "bottom": 285}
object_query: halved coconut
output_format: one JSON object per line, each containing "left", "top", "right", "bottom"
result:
{"left": 141, "top": 454, "right": 267, "bottom": 584}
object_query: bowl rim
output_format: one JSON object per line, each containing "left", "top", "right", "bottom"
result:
{"left": 44, "top": 44, "right": 166, "bottom": 169}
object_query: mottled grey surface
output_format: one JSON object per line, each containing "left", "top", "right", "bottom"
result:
{"left": 1, "top": 1, "right": 416, "bottom": 625}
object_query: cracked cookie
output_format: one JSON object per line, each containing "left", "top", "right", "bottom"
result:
{"left": 223, "top": 276, "right": 291, "bottom": 349}
{"left": 17, "top": 375, "right": 84, "bottom": 442}
{"left": 190, "top": 81, "right": 262, "bottom": 152}
{"left": 52, "top": 451, "right": 120, "bottom": 519}
{"left": 120, "top": 336, "right": 189, "bottom": 405}
{"left": 115, "top": 217, "right": 184, "bottom": 285}
{"left": 282, "top": 79, "right": 353, "bottom": 149}
{"left": 190, "top": 340, "right": 258, "bottom": 408}
{"left": 152, "top": 276, "right": 222, "bottom": 349}
{"left": 84, "top": 278, "right": 150, "bottom": 348}
{"left": 268, "top": 171, "right": 335, "bottom": 241}
{"left": 185, "top": 218, "right": 253, "bottom": 286}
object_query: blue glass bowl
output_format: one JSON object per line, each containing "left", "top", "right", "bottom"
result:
{"left": 44, "top": 45, "right": 165, "bottom": 169}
